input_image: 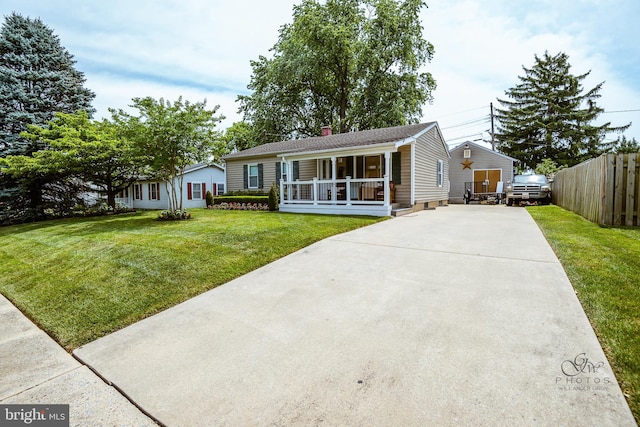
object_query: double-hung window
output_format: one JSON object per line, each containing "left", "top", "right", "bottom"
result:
{"left": 248, "top": 164, "right": 259, "bottom": 188}
{"left": 437, "top": 160, "right": 444, "bottom": 187}
{"left": 281, "top": 162, "right": 289, "bottom": 182}
{"left": 192, "top": 183, "right": 202, "bottom": 199}
{"left": 149, "top": 183, "right": 160, "bottom": 200}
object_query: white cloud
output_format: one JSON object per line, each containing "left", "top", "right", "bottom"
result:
{"left": 3, "top": 0, "right": 639, "bottom": 143}
{"left": 421, "top": 0, "right": 640, "bottom": 145}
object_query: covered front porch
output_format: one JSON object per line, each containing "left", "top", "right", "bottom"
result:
{"left": 278, "top": 148, "right": 402, "bottom": 216}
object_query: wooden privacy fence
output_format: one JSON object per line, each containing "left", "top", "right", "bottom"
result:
{"left": 552, "top": 153, "right": 639, "bottom": 226}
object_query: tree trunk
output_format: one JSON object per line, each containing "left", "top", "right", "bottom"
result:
{"left": 106, "top": 182, "right": 115, "bottom": 208}
{"left": 107, "top": 192, "right": 116, "bottom": 209}
{"left": 28, "top": 179, "right": 44, "bottom": 217}
{"left": 178, "top": 174, "right": 184, "bottom": 211}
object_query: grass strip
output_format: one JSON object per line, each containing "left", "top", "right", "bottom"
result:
{"left": 528, "top": 205, "right": 639, "bottom": 422}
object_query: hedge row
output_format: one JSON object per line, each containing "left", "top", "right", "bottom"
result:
{"left": 212, "top": 195, "right": 269, "bottom": 205}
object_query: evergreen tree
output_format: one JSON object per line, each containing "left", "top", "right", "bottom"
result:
{"left": 611, "top": 135, "right": 640, "bottom": 154}
{"left": 0, "top": 13, "right": 95, "bottom": 214}
{"left": 495, "top": 52, "right": 629, "bottom": 169}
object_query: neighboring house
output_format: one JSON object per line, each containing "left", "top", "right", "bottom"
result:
{"left": 448, "top": 141, "right": 517, "bottom": 203}
{"left": 115, "top": 163, "right": 226, "bottom": 209}
{"left": 223, "top": 122, "right": 450, "bottom": 216}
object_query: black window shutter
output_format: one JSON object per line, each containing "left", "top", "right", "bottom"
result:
{"left": 276, "top": 162, "right": 281, "bottom": 182}
{"left": 392, "top": 152, "right": 402, "bottom": 185}
{"left": 243, "top": 164, "right": 248, "bottom": 189}
{"left": 293, "top": 161, "right": 299, "bottom": 180}
{"left": 258, "top": 163, "right": 263, "bottom": 188}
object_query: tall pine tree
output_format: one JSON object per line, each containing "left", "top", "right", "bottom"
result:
{"left": 0, "top": 13, "right": 95, "bottom": 215}
{"left": 495, "top": 52, "right": 629, "bottom": 169}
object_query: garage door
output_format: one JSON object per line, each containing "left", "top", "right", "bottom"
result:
{"left": 473, "top": 169, "right": 502, "bottom": 193}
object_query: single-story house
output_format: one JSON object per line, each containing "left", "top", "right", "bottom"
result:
{"left": 116, "top": 163, "right": 226, "bottom": 209}
{"left": 223, "top": 122, "right": 450, "bottom": 216}
{"left": 448, "top": 141, "right": 517, "bottom": 203}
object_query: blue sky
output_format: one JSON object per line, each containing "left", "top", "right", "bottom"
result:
{"left": 2, "top": 0, "right": 639, "bottom": 148}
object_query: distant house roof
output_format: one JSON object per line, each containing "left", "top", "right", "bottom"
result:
{"left": 450, "top": 141, "right": 518, "bottom": 162}
{"left": 137, "top": 163, "right": 224, "bottom": 182}
{"left": 183, "top": 162, "right": 225, "bottom": 173}
{"left": 224, "top": 122, "right": 438, "bottom": 160}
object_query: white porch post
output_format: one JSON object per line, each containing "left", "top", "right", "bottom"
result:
{"left": 331, "top": 156, "right": 337, "bottom": 202}
{"left": 280, "top": 179, "right": 285, "bottom": 205}
{"left": 346, "top": 176, "right": 352, "bottom": 206}
{"left": 313, "top": 178, "right": 318, "bottom": 205}
{"left": 384, "top": 151, "right": 391, "bottom": 207}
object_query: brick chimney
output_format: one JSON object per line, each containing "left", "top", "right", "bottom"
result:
{"left": 321, "top": 125, "right": 332, "bottom": 136}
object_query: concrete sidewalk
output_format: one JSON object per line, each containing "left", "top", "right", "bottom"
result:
{"left": 73, "top": 205, "right": 635, "bottom": 426}
{"left": 0, "top": 294, "right": 156, "bottom": 426}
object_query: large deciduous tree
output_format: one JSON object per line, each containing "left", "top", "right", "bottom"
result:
{"left": 112, "top": 97, "right": 225, "bottom": 212}
{"left": 0, "top": 13, "right": 95, "bottom": 214}
{"left": 238, "top": 0, "right": 435, "bottom": 140}
{"left": 223, "top": 121, "right": 263, "bottom": 153}
{"left": 495, "top": 51, "right": 629, "bottom": 169}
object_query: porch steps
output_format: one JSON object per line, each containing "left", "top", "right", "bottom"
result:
{"left": 391, "top": 203, "right": 421, "bottom": 217}
{"left": 391, "top": 208, "right": 413, "bottom": 217}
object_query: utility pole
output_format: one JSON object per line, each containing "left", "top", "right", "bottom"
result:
{"left": 490, "top": 102, "right": 496, "bottom": 151}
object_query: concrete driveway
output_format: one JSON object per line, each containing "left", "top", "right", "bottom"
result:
{"left": 74, "top": 205, "right": 635, "bottom": 426}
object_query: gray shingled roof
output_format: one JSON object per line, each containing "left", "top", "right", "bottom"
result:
{"left": 224, "top": 122, "right": 435, "bottom": 160}
{"left": 450, "top": 141, "right": 518, "bottom": 161}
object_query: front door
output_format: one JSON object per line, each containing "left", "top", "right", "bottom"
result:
{"left": 473, "top": 169, "right": 502, "bottom": 193}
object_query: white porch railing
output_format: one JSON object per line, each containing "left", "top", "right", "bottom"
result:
{"left": 280, "top": 176, "right": 390, "bottom": 207}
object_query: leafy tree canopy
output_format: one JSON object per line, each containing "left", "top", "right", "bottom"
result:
{"left": 238, "top": 0, "right": 436, "bottom": 140}
{"left": 495, "top": 51, "right": 629, "bottom": 169}
{"left": 223, "top": 121, "right": 263, "bottom": 152}
{"left": 534, "top": 158, "right": 565, "bottom": 179}
{"left": 2, "top": 111, "right": 145, "bottom": 208}
{"left": 111, "top": 97, "right": 225, "bottom": 212}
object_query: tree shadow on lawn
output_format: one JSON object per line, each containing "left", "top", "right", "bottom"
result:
{"left": 0, "top": 211, "right": 166, "bottom": 237}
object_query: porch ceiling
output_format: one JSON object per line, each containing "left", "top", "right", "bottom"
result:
{"left": 277, "top": 141, "right": 400, "bottom": 161}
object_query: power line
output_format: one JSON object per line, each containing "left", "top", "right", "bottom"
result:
{"left": 445, "top": 133, "right": 484, "bottom": 142}
{"left": 602, "top": 109, "right": 640, "bottom": 114}
{"left": 440, "top": 116, "right": 490, "bottom": 130}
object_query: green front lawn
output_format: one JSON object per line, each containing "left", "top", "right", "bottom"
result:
{"left": 0, "top": 210, "right": 382, "bottom": 350}
{"left": 528, "top": 205, "right": 640, "bottom": 422}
